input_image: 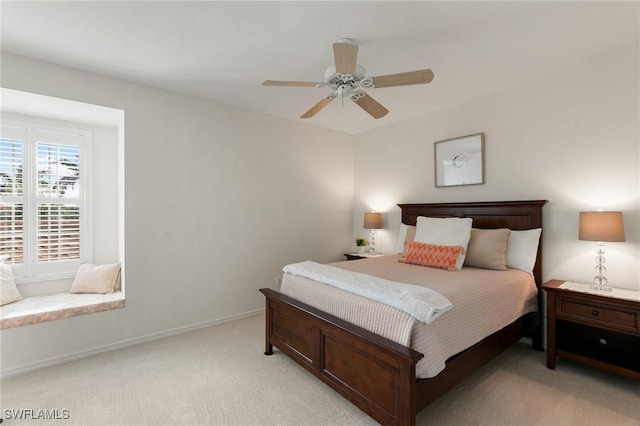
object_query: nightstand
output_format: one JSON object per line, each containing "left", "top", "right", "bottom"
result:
{"left": 344, "top": 253, "right": 386, "bottom": 261}
{"left": 543, "top": 279, "right": 640, "bottom": 379}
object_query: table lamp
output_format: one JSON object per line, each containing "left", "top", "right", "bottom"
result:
{"left": 578, "top": 211, "right": 625, "bottom": 291}
{"left": 363, "top": 212, "right": 382, "bottom": 254}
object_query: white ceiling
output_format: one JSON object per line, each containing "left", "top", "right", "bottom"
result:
{"left": 1, "top": 1, "right": 638, "bottom": 135}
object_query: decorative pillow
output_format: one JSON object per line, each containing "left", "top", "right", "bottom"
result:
{"left": 401, "top": 241, "right": 463, "bottom": 270}
{"left": 396, "top": 224, "right": 417, "bottom": 254}
{"left": 70, "top": 263, "right": 121, "bottom": 294}
{"left": 414, "top": 217, "right": 473, "bottom": 269}
{"left": 506, "top": 228, "right": 542, "bottom": 273}
{"left": 1, "top": 261, "right": 24, "bottom": 306}
{"left": 464, "top": 228, "right": 511, "bottom": 270}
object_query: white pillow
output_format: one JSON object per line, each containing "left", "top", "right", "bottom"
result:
{"left": 396, "top": 224, "right": 417, "bottom": 254}
{"left": 506, "top": 228, "right": 542, "bottom": 273}
{"left": 70, "top": 263, "right": 121, "bottom": 294}
{"left": 1, "top": 261, "right": 24, "bottom": 306}
{"left": 414, "top": 217, "right": 473, "bottom": 269}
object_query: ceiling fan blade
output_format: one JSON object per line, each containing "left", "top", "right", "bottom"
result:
{"left": 261, "top": 80, "right": 321, "bottom": 87}
{"left": 300, "top": 97, "right": 334, "bottom": 119}
{"left": 333, "top": 41, "right": 358, "bottom": 75}
{"left": 352, "top": 93, "right": 389, "bottom": 119}
{"left": 371, "top": 69, "right": 434, "bottom": 88}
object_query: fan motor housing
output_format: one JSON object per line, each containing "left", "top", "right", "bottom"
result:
{"left": 324, "top": 65, "right": 372, "bottom": 97}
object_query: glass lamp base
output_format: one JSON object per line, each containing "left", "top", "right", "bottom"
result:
{"left": 369, "top": 229, "right": 376, "bottom": 255}
{"left": 591, "top": 245, "right": 611, "bottom": 291}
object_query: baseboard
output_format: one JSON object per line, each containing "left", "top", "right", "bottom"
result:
{"left": 1, "top": 308, "right": 264, "bottom": 378}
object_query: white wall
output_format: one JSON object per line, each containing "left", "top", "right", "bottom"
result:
{"left": 353, "top": 47, "right": 639, "bottom": 290}
{"left": 1, "top": 53, "right": 355, "bottom": 375}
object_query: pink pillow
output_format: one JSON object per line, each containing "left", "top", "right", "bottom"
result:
{"left": 401, "top": 241, "right": 463, "bottom": 271}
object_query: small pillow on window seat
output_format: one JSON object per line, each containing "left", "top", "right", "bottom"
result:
{"left": 70, "top": 263, "right": 121, "bottom": 294}
{"left": 400, "top": 241, "right": 463, "bottom": 271}
{"left": 1, "top": 260, "right": 24, "bottom": 306}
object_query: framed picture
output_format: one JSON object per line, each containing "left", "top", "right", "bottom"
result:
{"left": 434, "top": 133, "right": 485, "bottom": 187}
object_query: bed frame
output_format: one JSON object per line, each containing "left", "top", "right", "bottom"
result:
{"left": 260, "top": 200, "right": 547, "bottom": 425}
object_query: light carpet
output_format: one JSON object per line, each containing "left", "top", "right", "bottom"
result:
{"left": 2, "top": 314, "right": 639, "bottom": 425}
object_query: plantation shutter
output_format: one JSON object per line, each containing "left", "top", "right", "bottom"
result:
{"left": 0, "top": 137, "right": 24, "bottom": 264}
{"left": 36, "top": 142, "right": 81, "bottom": 262}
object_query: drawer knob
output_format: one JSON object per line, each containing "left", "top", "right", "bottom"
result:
{"left": 592, "top": 310, "right": 599, "bottom": 316}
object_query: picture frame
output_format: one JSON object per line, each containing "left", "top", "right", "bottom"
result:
{"left": 434, "top": 133, "right": 485, "bottom": 187}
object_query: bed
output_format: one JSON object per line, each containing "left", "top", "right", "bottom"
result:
{"left": 260, "top": 200, "right": 547, "bottom": 425}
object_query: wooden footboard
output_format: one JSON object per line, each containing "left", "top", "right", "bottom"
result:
{"left": 261, "top": 288, "right": 423, "bottom": 426}
{"left": 261, "top": 287, "right": 537, "bottom": 425}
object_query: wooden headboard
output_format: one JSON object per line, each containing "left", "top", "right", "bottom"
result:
{"left": 397, "top": 200, "right": 548, "bottom": 287}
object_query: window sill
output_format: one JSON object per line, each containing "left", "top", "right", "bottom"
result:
{"left": 0, "top": 292, "right": 125, "bottom": 329}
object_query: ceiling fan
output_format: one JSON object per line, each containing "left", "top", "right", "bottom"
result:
{"left": 261, "top": 38, "right": 434, "bottom": 119}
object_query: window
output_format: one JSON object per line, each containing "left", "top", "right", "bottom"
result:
{"left": 0, "top": 121, "right": 91, "bottom": 282}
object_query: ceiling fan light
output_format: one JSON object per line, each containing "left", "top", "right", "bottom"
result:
{"left": 351, "top": 90, "right": 366, "bottom": 101}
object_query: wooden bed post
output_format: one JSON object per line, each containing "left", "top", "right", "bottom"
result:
{"left": 264, "top": 295, "right": 274, "bottom": 356}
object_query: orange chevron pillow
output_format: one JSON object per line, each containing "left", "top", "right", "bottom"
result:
{"left": 401, "top": 241, "right": 463, "bottom": 271}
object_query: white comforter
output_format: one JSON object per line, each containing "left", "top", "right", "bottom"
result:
{"left": 283, "top": 261, "right": 451, "bottom": 324}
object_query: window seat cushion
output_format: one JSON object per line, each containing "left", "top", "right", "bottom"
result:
{"left": 0, "top": 291, "right": 125, "bottom": 329}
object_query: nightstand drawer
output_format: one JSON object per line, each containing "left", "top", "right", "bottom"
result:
{"left": 556, "top": 321, "right": 640, "bottom": 373}
{"left": 557, "top": 297, "right": 638, "bottom": 332}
